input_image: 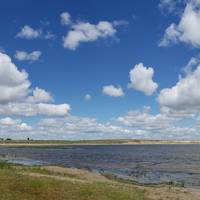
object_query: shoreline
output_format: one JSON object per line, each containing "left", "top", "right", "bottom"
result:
{"left": 0, "top": 160, "right": 200, "bottom": 200}
{"left": 1, "top": 140, "right": 200, "bottom": 147}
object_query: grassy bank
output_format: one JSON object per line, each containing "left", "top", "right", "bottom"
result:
{"left": 0, "top": 161, "right": 146, "bottom": 200}
{"left": 0, "top": 161, "right": 199, "bottom": 200}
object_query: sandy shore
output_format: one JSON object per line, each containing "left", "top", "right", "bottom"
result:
{"left": 1, "top": 140, "right": 200, "bottom": 147}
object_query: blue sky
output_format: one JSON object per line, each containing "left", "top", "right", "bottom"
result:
{"left": 1, "top": 0, "right": 200, "bottom": 140}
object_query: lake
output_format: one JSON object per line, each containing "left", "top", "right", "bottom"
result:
{"left": 0, "top": 144, "right": 200, "bottom": 188}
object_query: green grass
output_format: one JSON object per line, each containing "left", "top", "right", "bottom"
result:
{"left": 0, "top": 161, "right": 147, "bottom": 200}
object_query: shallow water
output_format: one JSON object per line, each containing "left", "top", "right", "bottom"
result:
{"left": 0, "top": 144, "right": 200, "bottom": 188}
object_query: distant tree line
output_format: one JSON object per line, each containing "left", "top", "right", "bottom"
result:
{"left": 0, "top": 138, "right": 32, "bottom": 141}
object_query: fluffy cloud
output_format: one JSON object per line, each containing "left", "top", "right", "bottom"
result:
{"left": 60, "top": 12, "right": 71, "bottom": 25}
{"left": 15, "top": 51, "right": 41, "bottom": 62}
{"left": 16, "top": 25, "right": 54, "bottom": 40}
{"left": 158, "top": 63, "right": 200, "bottom": 112}
{"left": 116, "top": 106, "right": 200, "bottom": 139}
{"left": 117, "top": 106, "right": 175, "bottom": 131}
{"left": 36, "top": 103, "right": 70, "bottom": 116}
{"left": 0, "top": 52, "right": 30, "bottom": 103}
{"left": 0, "top": 52, "right": 70, "bottom": 117}
{"left": 160, "top": 106, "right": 197, "bottom": 119}
{"left": 157, "top": 57, "right": 200, "bottom": 122}
{"left": 37, "top": 115, "right": 134, "bottom": 139}
{"left": 61, "top": 11, "right": 127, "bottom": 50}
{"left": 128, "top": 63, "right": 158, "bottom": 96}
{"left": 160, "top": 0, "right": 200, "bottom": 47}
{"left": 18, "top": 123, "right": 33, "bottom": 131}
{"left": 0, "top": 117, "right": 19, "bottom": 126}
{"left": 5, "top": 106, "right": 196, "bottom": 140}
{"left": 63, "top": 21, "right": 117, "bottom": 50}
{"left": 84, "top": 94, "right": 92, "bottom": 101}
{"left": 28, "top": 87, "right": 53, "bottom": 103}
{"left": 102, "top": 85, "right": 124, "bottom": 97}
{"left": 0, "top": 103, "right": 70, "bottom": 117}
{"left": 16, "top": 25, "right": 42, "bottom": 39}
{"left": 0, "top": 117, "right": 32, "bottom": 132}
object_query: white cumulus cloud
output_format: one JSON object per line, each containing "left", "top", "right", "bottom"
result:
{"left": 18, "top": 122, "right": 33, "bottom": 131}
{"left": 0, "top": 117, "right": 19, "bottom": 126}
{"left": 158, "top": 63, "right": 200, "bottom": 111}
{"left": 16, "top": 25, "right": 42, "bottom": 39}
{"left": 61, "top": 11, "right": 127, "bottom": 50}
{"left": 102, "top": 85, "right": 124, "bottom": 97}
{"left": 0, "top": 117, "right": 32, "bottom": 132}
{"left": 63, "top": 21, "right": 117, "bottom": 50}
{"left": 0, "top": 103, "right": 70, "bottom": 117}
{"left": 0, "top": 52, "right": 71, "bottom": 117}
{"left": 0, "top": 52, "right": 30, "bottom": 103}
{"left": 37, "top": 115, "right": 134, "bottom": 140}
{"left": 15, "top": 51, "right": 41, "bottom": 62}
{"left": 28, "top": 87, "right": 53, "bottom": 103}
{"left": 128, "top": 63, "right": 158, "bottom": 96}
{"left": 160, "top": 0, "right": 200, "bottom": 47}
{"left": 115, "top": 106, "right": 199, "bottom": 139}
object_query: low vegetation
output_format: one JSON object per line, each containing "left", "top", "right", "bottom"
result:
{"left": 0, "top": 161, "right": 146, "bottom": 200}
{"left": 0, "top": 161, "right": 199, "bottom": 200}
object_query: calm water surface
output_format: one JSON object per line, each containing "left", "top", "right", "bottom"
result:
{"left": 0, "top": 144, "right": 200, "bottom": 188}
